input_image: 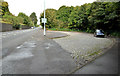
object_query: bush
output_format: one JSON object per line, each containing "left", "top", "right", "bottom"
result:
{"left": 18, "top": 12, "right": 34, "bottom": 26}
{"left": 13, "top": 24, "right": 21, "bottom": 29}
{"left": 2, "top": 15, "right": 13, "bottom": 23}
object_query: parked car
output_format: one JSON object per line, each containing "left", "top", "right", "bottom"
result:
{"left": 31, "top": 27, "right": 34, "bottom": 29}
{"left": 94, "top": 29, "right": 105, "bottom": 37}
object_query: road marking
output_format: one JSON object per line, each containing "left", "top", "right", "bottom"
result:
{"left": 45, "top": 46, "right": 50, "bottom": 49}
{"left": 16, "top": 45, "right": 23, "bottom": 49}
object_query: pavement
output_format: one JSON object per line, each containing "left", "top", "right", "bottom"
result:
{"left": 74, "top": 38, "right": 119, "bottom": 74}
{"left": 1, "top": 28, "right": 118, "bottom": 75}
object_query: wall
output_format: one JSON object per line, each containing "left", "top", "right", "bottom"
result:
{"left": 21, "top": 25, "right": 31, "bottom": 29}
{"left": 0, "top": 23, "right": 31, "bottom": 32}
{"left": 0, "top": 23, "right": 13, "bottom": 32}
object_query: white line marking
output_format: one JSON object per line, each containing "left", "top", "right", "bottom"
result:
{"left": 16, "top": 45, "right": 23, "bottom": 49}
{"left": 45, "top": 46, "right": 50, "bottom": 49}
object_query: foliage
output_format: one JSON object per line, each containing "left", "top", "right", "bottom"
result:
{"left": 0, "top": 1, "right": 36, "bottom": 30}
{"left": 2, "top": 15, "right": 24, "bottom": 26}
{"left": 18, "top": 12, "right": 33, "bottom": 26}
{"left": 57, "top": 6, "right": 74, "bottom": 28}
{"left": 40, "top": 1, "right": 120, "bottom": 37}
{"left": 30, "top": 12, "right": 38, "bottom": 26}
{"left": 40, "top": 9, "right": 60, "bottom": 28}
{"left": 0, "top": 1, "right": 11, "bottom": 17}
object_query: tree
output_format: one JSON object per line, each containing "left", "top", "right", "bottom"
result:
{"left": 68, "top": 4, "right": 89, "bottom": 31}
{"left": 30, "top": 12, "right": 38, "bottom": 26}
{"left": 68, "top": 6, "right": 81, "bottom": 29}
{"left": 18, "top": 12, "right": 33, "bottom": 26}
{"left": 0, "top": 1, "right": 12, "bottom": 17}
{"left": 88, "top": 2, "right": 120, "bottom": 32}
{"left": 57, "top": 6, "right": 74, "bottom": 28}
{"left": 39, "top": 1, "right": 120, "bottom": 35}
{"left": 40, "top": 9, "right": 58, "bottom": 28}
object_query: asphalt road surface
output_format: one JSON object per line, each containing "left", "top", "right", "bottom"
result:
{"left": 1, "top": 28, "right": 76, "bottom": 74}
{"left": 0, "top": 28, "right": 118, "bottom": 75}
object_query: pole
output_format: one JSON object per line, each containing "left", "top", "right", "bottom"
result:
{"left": 44, "top": 0, "right": 46, "bottom": 36}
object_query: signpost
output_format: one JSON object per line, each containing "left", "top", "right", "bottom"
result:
{"left": 42, "top": 18, "right": 47, "bottom": 23}
{"left": 42, "top": 0, "right": 47, "bottom": 36}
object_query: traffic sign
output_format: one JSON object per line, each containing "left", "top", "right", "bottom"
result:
{"left": 42, "top": 18, "right": 47, "bottom": 23}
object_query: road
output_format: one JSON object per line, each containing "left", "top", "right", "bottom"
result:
{"left": 1, "top": 28, "right": 76, "bottom": 74}
{"left": 1, "top": 28, "right": 40, "bottom": 58}
{"left": 0, "top": 28, "right": 118, "bottom": 75}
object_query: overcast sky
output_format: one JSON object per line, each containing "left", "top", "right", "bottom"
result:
{"left": 4, "top": 0, "right": 96, "bottom": 24}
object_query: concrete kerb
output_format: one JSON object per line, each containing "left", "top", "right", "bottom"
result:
{"left": 46, "top": 31, "right": 70, "bottom": 39}
{"left": 49, "top": 35, "right": 70, "bottom": 39}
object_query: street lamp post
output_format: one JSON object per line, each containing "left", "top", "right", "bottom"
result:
{"left": 43, "top": 0, "right": 46, "bottom": 36}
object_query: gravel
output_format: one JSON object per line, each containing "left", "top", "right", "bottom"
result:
{"left": 53, "top": 31, "right": 114, "bottom": 67}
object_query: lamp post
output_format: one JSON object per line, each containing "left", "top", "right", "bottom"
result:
{"left": 43, "top": 0, "right": 46, "bottom": 36}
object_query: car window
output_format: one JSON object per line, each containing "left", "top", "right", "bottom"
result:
{"left": 100, "top": 30, "right": 104, "bottom": 33}
{"left": 96, "top": 30, "right": 100, "bottom": 33}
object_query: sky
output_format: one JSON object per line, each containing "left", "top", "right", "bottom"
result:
{"left": 4, "top": 0, "right": 96, "bottom": 24}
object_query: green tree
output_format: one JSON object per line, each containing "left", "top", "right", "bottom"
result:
{"left": 68, "top": 4, "right": 89, "bottom": 31}
{"left": 57, "top": 6, "right": 74, "bottom": 28}
{"left": 18, "top": 12, "right": 33, "bottom": 26}
{"left": 0, "top": 1, "right": 12, "bottom": 17}
{"left": 30, "top": 12, "right": 38, "bottom": 26}
{"left": 68, "top": 6, "right": 81, "bottom": 29}
{"left": 40, "top": 9, "right": 58, "bottom": 28}
{"left": 88, "top": 2, "right": 120, "bottom": 32}
{"left": 39, "top": 1, "right": 120, "bottom": 36}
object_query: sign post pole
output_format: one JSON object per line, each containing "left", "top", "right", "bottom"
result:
{"left": 44, "top": 0, "right": 46, "bottom": 36}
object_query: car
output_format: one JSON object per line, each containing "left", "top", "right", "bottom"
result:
{"left": 94, "top": 29, "right": 105, "bottom": 37}
{"left": 31, "top": 27, "right": 34, "bottom": 29}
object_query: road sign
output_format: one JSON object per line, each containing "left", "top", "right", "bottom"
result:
{"left": 42, "top": 18, "right": 47, "bottom": 23}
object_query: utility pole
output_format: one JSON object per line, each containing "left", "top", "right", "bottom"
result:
{"left": 44, "top": 0, "right": 46, "bottom": 36}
